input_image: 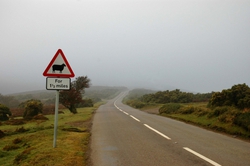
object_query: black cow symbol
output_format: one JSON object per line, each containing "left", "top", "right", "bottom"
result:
{"left": 52, "top": 63, "right": 66, "bottom": 73}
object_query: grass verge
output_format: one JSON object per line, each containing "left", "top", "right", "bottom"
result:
{"left": 0, "top": 102, "right": 103, "bottom": 166}
{"left": 164, "top": 114, "right": 250, "bottom": 137}
{"left": 141, "top": 103, "right": 250, "bottom": 140}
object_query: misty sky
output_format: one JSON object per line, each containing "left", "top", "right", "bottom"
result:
{"left": 1, "top": 0, "right": 250, "bottom": 94}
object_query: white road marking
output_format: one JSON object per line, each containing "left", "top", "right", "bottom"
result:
{"left": 123, "top": 111, "right": 129, "bottom": 115}
{"left": 130, "top": 115, "right": 140, "bottom": 122}
{"left": 115, "top": 93, "right": 221, "bottom": 166}
{"left": 114, "top": 97, "right": 129, "bottom": 116}
{"left": 183, "top": 147, "right": 221, "bottom": 166}
{"left": 144, "top": 124, "right": 171, "bottom": 140}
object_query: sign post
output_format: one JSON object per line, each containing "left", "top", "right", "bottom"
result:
{"left": 53, "top": 90, "right": 59, "bottom": 148}
{"left": 43, "top": 49, "right": 75, "bottom": 148}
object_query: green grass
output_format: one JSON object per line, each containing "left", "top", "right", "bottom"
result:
{"left": 162, "top": 113, "right": 250, "bottom": 139}
{"left": 0, "top": 103, "right": 102, "bottom": 166}
{"left": 167, "top": 114, "right": 215, "bottom": 126}
{"left": 140, "top": 103, "right": 250, "bottom": 139}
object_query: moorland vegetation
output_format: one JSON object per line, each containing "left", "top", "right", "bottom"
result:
{"left": 124, "top": 83, "right": 250, "bottom": 138}
{"left": 0, "top": 75, "right": 126, "bottom": 165}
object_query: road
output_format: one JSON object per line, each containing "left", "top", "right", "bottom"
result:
{"left": 91, "top": 92, "right": 250, "bottom": 166}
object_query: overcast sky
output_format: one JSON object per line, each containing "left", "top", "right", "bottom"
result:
{"left": 1, "top": 0, "right": 250, "bottom": 94}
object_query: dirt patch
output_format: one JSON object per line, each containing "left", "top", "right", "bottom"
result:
{"left": 5, "top": 119, "right": 26, "bottom": 125}
{"left": 62, "top": 127, "right": 86, "bottom": 132}
{"left": 32, "top": 114, "right": 49, "bottom": 120}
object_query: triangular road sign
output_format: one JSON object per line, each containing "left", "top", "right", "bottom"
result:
{"left": 43, "top": 49, "right": 75, "bottom": 77}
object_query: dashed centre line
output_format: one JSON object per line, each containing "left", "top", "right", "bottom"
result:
{"left": 130, "top": 115, "right": 140, "bottom": 122}
{"left": 123, "top": 111, "right": 129, "bottom": 115}
{"left": 114, "top": 96, "right": 221, "bottom": 166}
{"left": 144, "top": 124, "right": 171, "bottom": 140}
{"left": 183, "top": 147, "right": 222, "bottom": 166}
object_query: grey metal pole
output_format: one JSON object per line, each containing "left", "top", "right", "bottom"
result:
{"left": 53, "top": 90, "right": 59, "bottom": 148}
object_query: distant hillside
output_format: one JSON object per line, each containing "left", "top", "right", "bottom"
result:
{"left": 7, "top": 86, "right": 128, "bottom": 104}
{"left": 8, "top": 90, "right": 49, "bottom": 96}
{"left": 9, "top": 90, "right": 55, "bottom": 103}
{"left": 125, "top": 88, "right": 157, "bottom": 100}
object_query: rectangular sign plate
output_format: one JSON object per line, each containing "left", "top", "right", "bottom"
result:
{"left": 46, "top": 77, "right": 71, "bottom": 90}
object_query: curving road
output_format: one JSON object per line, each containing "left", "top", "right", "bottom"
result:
{"left": 91, "top": 92, "right": 250, "bottom": 166}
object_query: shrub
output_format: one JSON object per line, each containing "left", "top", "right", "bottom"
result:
{"left": 208, "top": 106, "right": 229, "bottom": 118}
{"left": 193, "top": 107, "right": 210, "bottom": 117}
{"left": 208, "top": 83, "right": 250, "bottom": 109}
{"left": 0, "top": 103, "right": 12, "bottom": 121}
{"left": 179, "top": 106, "right": 195, "bottom": 114}
{"left": 217, "top": 109, "right": 238, "bottom": 123}
{"left": 126, "top": 100, "right": 145, "bottom": 109}
{"left": 159, "top": 103, "right": 182, "bottom": 114}
{"left": 21, "top": 99, "right": 43, "bottom": 120}
{"left": 218, "top": 114, "right": 228, "bottom": 123}
{"left": 234, "top": 112, "right": 250, "bottom": 131}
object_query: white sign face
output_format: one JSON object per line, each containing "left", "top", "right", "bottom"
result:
{"left": 46, "top": 78, "right": 71, "bottom": 90}
{"left": 47, "top": 53, "right": 72, "bottom": 75}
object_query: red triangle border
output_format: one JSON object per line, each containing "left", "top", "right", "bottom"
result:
{"left": 43, "top": 49, "right": 75, "bottom": 77}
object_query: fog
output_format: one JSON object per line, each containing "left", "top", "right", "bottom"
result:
{"left": 1, "top": 0, "right": 250, "bottom": 94}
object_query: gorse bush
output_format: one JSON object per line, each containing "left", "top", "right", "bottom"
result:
{"left": 179, "top": 106, "right": 195, "bottom": 114}
{"left": 234, "top": 112, "right": 250, "bottom": 131}
{"left": 19, "top": 99, "right": 43, "bottom": 120}
{"left": 141, "top": 89, "right": 212, "bottom": 104}
{"left": 126, "top": 100, "right": 145, "bottom": 109}
{"left": 167, "top": 105, "right": 210, "bottom": 116}
{"left": 209, "top": 83, "right": 250, "bottom": 109}
{"left": 0, "top": 103, "right": 12, "bottom": 121}
{"left": 208, "top": 106, "right": 229, "bottom": 118}
{"left": 193, "top": 107, "right": 210, "bottom": 117}
{"left": 159, "top": 103, "right": 182, "bottom": 114}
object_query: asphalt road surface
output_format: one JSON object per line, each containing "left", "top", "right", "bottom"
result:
{"left": 91, "top": 92, "right": 250, "bottom": 166}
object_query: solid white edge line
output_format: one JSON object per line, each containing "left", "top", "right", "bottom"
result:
{"left": 144, "top": 124, "right": 171, "bottom": 140}
{"left": 183, "top": 147, "right": 221, "bottom": 166}
{"left": 130, "top": 115, "right": 140, "bottom": 122}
